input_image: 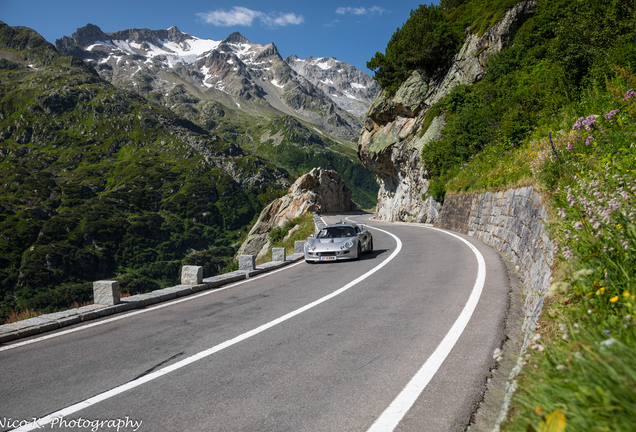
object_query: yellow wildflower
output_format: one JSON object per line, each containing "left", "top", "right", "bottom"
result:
{"left": 610, "top": 296, "right": 619, "bottom": 303}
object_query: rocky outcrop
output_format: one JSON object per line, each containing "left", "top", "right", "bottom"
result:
{"left": 237, "top": 168, "right": 357, "bottom": 258}
{"left": 357, "top": 1, "right": 536, "bottom": 223}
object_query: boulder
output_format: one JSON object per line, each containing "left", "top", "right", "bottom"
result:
{"left": 237, "top": 168, "right": 356, "bottom": 257}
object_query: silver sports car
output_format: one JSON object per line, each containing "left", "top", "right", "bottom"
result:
{"left": 304, "top": 221, "right": 373, "bottom": 263}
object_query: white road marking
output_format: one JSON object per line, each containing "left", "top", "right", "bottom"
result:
{"left": 9, "top": 224, "right": 404, "bottom": 432}
{"left": 363, "top": 223, "right": 487, "bottom": 432}
{"left": 0, "top": 261, "right": 305, "bottom": 353}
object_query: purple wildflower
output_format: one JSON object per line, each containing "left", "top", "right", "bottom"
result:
{"left": 585, "top": 136, "right": 594, "bottom": 146}
{"left": 605, "top": 109, "right": 620, "bottom": 120}
{"left": 624, "top": 89, "right": 636, "bottom": 101}
{"left": 573, "top": 115, "right": 596, "bottom": 130}
{"left": 567, "top": 143, "right": 574, "bottom": 151}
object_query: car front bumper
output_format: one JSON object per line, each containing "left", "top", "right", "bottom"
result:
{"left": 304, "top": 249, "right": 356, "bottom": 262}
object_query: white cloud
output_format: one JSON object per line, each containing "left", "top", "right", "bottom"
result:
{"left": 197, "top": 6, "right": 304, "bottom": 28}
{"left": 197, "top": 7, "right": 260, "bottom": 26}
{"left": 335, "top": 6, "right": 386, "bottom": 16}
{"left": 262, "top": 12, "right": 304, "bottom": 27}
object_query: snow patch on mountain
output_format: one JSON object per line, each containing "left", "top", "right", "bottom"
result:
{"left": 271, "top": 79, "right": 285, "bottom": 88}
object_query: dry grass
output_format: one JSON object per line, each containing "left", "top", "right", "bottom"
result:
{"left": 4, "top": 308, "right": 42, "bottom": 324}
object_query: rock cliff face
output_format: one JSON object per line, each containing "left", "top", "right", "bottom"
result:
{"left": 357, "top": 1, "right": 536, "bottom": 222}
{"left": 237, "top": 167, "right": 357, "bottom": 257}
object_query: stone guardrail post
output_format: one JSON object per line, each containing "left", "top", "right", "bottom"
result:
{"left": 238, "top": 255, "right": 256, "bottom": 271}
{"left": 272, "top": 247, "right": 286, "bottom": 262}
{"left": 181, "top": 265, "right": 203, "bottom": 285}
{"left": 295, "top": 241, "right": 306, "bottom": 254}
{"left": 93, "top": 280, "right": 120, "bottom": 305}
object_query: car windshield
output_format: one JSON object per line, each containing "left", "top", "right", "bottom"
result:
{"left": 317, "top": 226, "right": 355, "bottom": 239}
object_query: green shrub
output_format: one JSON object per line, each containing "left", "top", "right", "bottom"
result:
{"left": 268, "top": 226, "right": 286, "bottom": 244}
{"left": 426, "top": 177, "right": 448, "bottom": 203}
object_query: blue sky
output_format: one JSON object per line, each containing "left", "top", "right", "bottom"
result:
{"left": 1, "top": 1, "right": 435, "bottom": 75}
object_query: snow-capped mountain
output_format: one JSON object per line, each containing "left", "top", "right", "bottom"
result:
{"left": 285, "top": 56, "right": 379, "bottom": 119}
{"left": 55, "top": 25, "right": 376, "bottom": 140}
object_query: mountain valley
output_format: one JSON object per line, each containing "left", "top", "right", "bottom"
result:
{"left": 53, "top": 24, "right": 378, "bottom": 208}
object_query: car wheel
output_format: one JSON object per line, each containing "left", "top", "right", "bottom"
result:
{"left": 367, "top": 238, "right": 373, "bottom": 254}
{"left": 305, "top": 259, "right": 314, "bottom": 264}
{"left": 356, "top": 243, "right": 362, "bottom": 260}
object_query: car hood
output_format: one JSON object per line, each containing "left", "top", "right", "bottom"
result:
{"left": 315, "top": 238, "right": 350, "bottom": 244}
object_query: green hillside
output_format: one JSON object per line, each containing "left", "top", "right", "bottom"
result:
{"left": 369, "top": 0, "right": 636, "bottom": 430}
{"left": 0, "top": 22, "right": 288, "bottom": 321}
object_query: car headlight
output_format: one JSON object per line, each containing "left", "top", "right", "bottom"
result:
{"left": 306, "top": 242, "right": 316, "bottom": 251}
{"left": 344, "top": 240, "right": 354, "bottom": 249}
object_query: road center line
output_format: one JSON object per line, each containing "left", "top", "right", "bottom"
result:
{"left": 364, "top": 223, "right": 487, "bottom": 432}
{"left": 10, "top": 222, "right": 403, "bottom": 432}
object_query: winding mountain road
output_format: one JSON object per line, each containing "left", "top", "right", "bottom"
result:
{"left": 1, "top": 214, "right": 510, "bottom": 432}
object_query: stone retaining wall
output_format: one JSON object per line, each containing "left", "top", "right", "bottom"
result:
{"left": 438, "top": 185, "right": 553, "bottom": 352}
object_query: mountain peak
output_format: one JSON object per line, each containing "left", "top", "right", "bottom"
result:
{"left": 223, "top": 32, "right": 250, "bottom": 45}
{"left": 55, "top": 23, "right": 107, "bottom": 53}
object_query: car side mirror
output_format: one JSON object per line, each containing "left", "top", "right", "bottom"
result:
{"left": 309, "top": 234, "right": 315, "bottom": 238}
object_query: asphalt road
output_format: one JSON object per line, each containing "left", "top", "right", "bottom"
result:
{"left": 0, "top": 214, "right": 510, "bottom": 432}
